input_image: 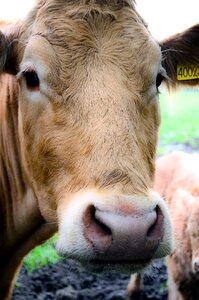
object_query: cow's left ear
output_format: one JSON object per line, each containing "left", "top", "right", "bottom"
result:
{"left": 0, "top": 23, "right": 20, "bottom": 75}
{"left": 160, "top": 24, "right": 199, "bottom": 88}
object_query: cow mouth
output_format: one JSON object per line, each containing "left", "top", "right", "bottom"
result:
{"left": 76, "top": 257, "right": 151, "bottom": 274}
{"left": 89, "top": 259, "right": 150, "bottom": 265}
{"left": 59, "top": 249, "right": 151, "bottom": 273}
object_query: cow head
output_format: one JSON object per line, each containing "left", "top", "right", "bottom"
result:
{"left": 0, "top": 0, "right": 198, "bottom": 273}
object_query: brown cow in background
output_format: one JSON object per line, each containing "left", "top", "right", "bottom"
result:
{"left": 0, "top": 0, "right": 199, "bottom": 299}
{"left": 128, "top": 152, "right": 199, "bottom": 300}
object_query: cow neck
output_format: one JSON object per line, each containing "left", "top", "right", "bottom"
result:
{"left": 0, "top": 74, "right": 45, "bottom": 249}
{"left": 0, "top": 74, "right": 25, "bottom": 204}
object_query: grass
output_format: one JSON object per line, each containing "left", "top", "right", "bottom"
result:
{"left": 158, "top": 88, "right": 199, "bottom": 152}
{"left": 23, "top": 235, "right": 60, "bottom": 272}
{"left": 22, "top": 88, "right": 199, "bottom": 272}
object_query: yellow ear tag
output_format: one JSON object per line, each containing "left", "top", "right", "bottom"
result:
{"left": 177, "top": 65, "right": 199, "bottom": 80}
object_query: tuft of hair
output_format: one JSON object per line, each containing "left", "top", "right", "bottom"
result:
{"left": 36, "top": 0, "right": 135, "bottom": 8}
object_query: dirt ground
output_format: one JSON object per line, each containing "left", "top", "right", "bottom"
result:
{"left": 12, "top": 259, "right": 168, "bottom": 300}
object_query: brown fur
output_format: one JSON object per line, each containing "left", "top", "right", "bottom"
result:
{"left": 0, "top": 1, "right": 198, "bottom": 299}
{"left": 5, "top": 0, "right": 161, "bottom": 220}
{"left": 0, "top": 74, "right": 56, "bottom": 299}
{"left": 0, "top": 2, "right": 161, "bottom": 298}
{"left": 128, "top": 152, "right": 199, "bottom": 300}
{"left": 155, "top": 152, "right": 199, "bottom": 300}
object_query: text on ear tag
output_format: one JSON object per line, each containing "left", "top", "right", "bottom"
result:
{"left": 177, "top": 65, "right": 199, "bottom": 81}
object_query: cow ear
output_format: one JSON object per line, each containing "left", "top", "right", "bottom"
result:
{"left": 160, "top": 24, "right": 199, "bottom": 88}
{"left": 0, "top": 30, "right": 8, "bottom": 72}
{"left": 0, "top": 24, "right": 20, "bottom": 75}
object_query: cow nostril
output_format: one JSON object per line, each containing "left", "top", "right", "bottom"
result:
{"left": 146, "top": 206, "right": 164, "bottom": 240}
{"left": 83, "top": 205, "right": 112, "bottom": 253}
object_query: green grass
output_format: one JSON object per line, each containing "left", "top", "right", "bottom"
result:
{"left": 159, "top": 88, "right": 199, "bottom": 144}
{"left": 22, "top": 88, "right": 199, "bottom": 272}
{"left": 23, "top": 235, "right": 60, "bottom": 272}
{"left": 159, "top": 281, "right": 168, "bottom": 294}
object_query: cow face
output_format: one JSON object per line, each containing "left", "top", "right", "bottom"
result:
{"left": 0, "top": 0, "right": 174, "bottom": 272}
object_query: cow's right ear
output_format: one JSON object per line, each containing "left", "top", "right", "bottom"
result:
{"left": 0, "top": 24, "right": 20, "bottom": 75}
{"left": 0, "top": 30, "right": 8, "bottom": 72}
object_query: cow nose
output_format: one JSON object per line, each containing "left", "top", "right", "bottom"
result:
{"left": 83, "top": 205, "right": 164, "bottom": 261}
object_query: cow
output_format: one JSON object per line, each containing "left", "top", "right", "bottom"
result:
{"left": 0, "top": 1, "right": 198, "bottom": 299}
{"left": 128, "top": 152, "right": 199, "bottom": 300}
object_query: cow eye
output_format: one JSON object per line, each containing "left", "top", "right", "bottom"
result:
{"left": 23, "top": 70, "right": 40, "bottom": 91}
{"left": 156, "top": 73, "right": 165, "bottom": 89}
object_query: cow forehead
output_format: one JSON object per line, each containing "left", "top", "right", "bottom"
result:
{"left": 31, "top": 2, "right": 160, "bottom": 61}
{"left": 20, "top": 2, "right": 161, "bottom": 100}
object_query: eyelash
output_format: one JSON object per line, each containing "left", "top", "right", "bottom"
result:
{"left": 156, "top": 73, "right": 165, "bottom": 91}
